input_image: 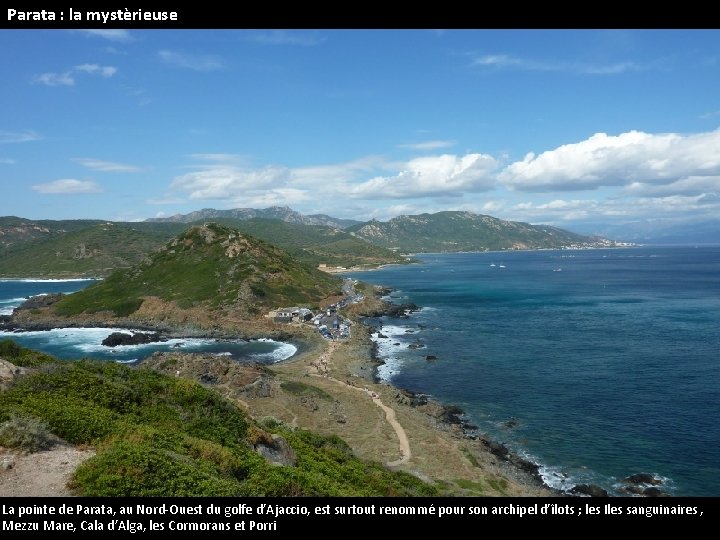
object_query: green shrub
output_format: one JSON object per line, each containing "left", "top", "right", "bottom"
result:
{"left": 0, "top": 413, "right": 57, "bottom": 453}
{"left": 0, "top": 346, "right": 436, "bottom": 497}
{"left": 280, "top": 380, "right": 333, "bottom": 401}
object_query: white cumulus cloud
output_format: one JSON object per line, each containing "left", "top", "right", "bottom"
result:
{"left": 348, "top": 153, "right": 499, "bottom": 199}
{"left": 171, "top": 165, "right": 291, "bottom": 199}
{"left": 499, "top": 130, "right": 720, "bottom": 191}
{"left": 31, "top": 179, "right": 101, "bottom": 194}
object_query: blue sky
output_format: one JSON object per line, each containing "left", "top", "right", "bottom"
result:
{"left": 1, "top": 29, "right": 719, "bottom": 233}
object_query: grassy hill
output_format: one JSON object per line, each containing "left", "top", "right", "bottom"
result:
{"left": 0, "top": 340, "right": 435, "bottom": 496}
{"left": 53, "top": 222, "right": 342, "bottom": 317}
{"left": 0, "top": 222, "right": 175, "bottom": 278}
{"left": 0, "top": 217, "right": 404, "bottom": 277}
{"left": 0, "top": 216, "right": 104, "bottom": 251}
{"left": 198, "top": 217, "right": 408, "bottom": 267}
{"left": 347, "top": 211, "right": 615, "bottom": 253}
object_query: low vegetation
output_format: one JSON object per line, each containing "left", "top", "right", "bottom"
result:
{"left": 53, "top": 223, "right": 343, "bottom": 317}
{"left": 0, "top": 340, "right": 436, "bottom": 496}
{"left": 0, "top": 413, "right": 57, "bottom": 453}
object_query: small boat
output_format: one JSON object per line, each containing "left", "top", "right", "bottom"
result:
{"left": 553, "top": 268, "right": 562, "bottom": 272}
{"left": 499, "top": 263, "right": 506, "bottom": 268}
{"left": 490, "top": 263, "right": 496, "bottom": 267}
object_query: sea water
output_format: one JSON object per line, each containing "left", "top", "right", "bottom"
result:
{"left": 348, "top": 246, "right": 720, "bottom": 496}
{"left": 0, "top": 279, "right": 296, "bottom": 364}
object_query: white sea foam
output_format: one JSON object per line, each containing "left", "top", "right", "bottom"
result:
{"left": 0, "top": 297, "right": 28, "bottom": 304}
{"left": 0, "top": 297, "right": 31, "bottom": 314}
{"left": 115, "top": 359, "right": 138, "bottom": 364}
{"left": 251, "top": 341, "right": 297, "bottom": 362}
{"left": 370, "top": 325, "right": 417, "bottom": 381}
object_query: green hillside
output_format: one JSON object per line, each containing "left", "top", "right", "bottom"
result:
{"left": 53, "top": 222, "right": 342, "bottom": 317}
{"left": 0, "top": 216, "right": 104, "bottom": 251}
{"left": 0, "top": 222, "right": 174, "bottom": 278}
{"left": 347, "top": 211, "right": 615, "bottom": 253}
{"left": 201, "top": 217, "right": 408, "bottom": 267}
{"left": 0, "top": 217, "right": 403, "bottom": 277}
{"left": 0, "top": 340, "right": 435, "bottom": 496}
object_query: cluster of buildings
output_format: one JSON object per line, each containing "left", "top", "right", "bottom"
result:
{"left": 266, "top": 278, "right": 362, "bottom": 340}
{"left": 266, "top": 304, "right": 351, "bottom": 340}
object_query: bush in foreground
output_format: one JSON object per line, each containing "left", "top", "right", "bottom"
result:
{"left": 0, "top": 340, "right": 436, "bottom": 497}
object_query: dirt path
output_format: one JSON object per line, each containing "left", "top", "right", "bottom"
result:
{"left": 310, "top": 340, "right": 411, "bottom": 466}
{"left": 0, "top": 445, "right": 94, "bottom": 497}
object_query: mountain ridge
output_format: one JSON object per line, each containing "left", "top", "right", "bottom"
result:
{"left": 346, "top": 211, "right": 616, "bottom": 253}
{"left": 51, "top": 222, "right": 342, "bottom": 318}
{"left": 146, "top": 206, "right": 361, "bottom": 230}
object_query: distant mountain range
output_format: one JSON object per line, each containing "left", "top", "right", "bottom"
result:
{"left": 574, "top": 219, "right": 720, "bottom": 245}
{"left": 347, "top": 211, "right": 614, "bottom": 252}
{"left": 146, "top": 206, "right": 361, "bottom": 230}
{"left": 52, "top": 222, "right": 342, "bottom": 318}
{"left": 0, "top": 216, "right": 406, "bottom": 278}
{"left": 0, "top": 208, "right": 622, "bottom": 278}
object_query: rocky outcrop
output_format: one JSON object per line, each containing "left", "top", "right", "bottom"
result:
{"left": 16, "top": 293, "right": 65, "bottom": 310}
{"left": 101, "top": 332, "right": 166, "bottom": 347}
{"left": 393, "top": 389, "right": 428, "bottom": 408}
{"left": 254, "top": 434, "right": 297, "bottom": 467}
{"left": 619, "top": 473, "right": 668, "bottom": 496}
{"left": 0, "top": 359, "right": 27, "bottom": 391}
{"left": 570, "top": 484, "right": 609, "bottom": 497}
{"left": 622, "top": 473, "right": 662, "bottom": 486}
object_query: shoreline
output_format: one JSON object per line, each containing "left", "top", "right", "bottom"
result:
{"left": 1, "top": 289, "right": 553, "bottom": 496}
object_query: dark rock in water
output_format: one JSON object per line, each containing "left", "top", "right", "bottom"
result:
{"left": 570, "top": 484, "right": 609, "bottom": 497}
{"left": 102, "top": 331, "right": 165, "bottom": 347}
{"left": 504, "top": 417, "right": 519, "bottom": 429}
{"left": 393, "top": 343, "right": 400, "bottom": 346}
{"left": 377, "top": 333, "right": 388, "bottom": 338}
{"left": 642, "top": 487, "right": 669, "bottom": 497}
{"left": 482, "top": 438, "right": 510, "bottom": 459}
{"left": 508, "top": 454, "right": 541, "bottom": 478}
{"left": 620, "top": 485, "right": 647, "bottom": 495}
{"left": 440, "top": 404, "right": 465, "bottom": 425}
{"left": 620, "top": 484, "right": 669, "bottom": 497}
{"left": 623, "top": 473, "right": 662, "bottom": 486}
{"left": 382, "top": 302, "right": 420, "bottom": 318}
{"left": 408, "top": 343, "right": 425, "bottom": 349}
{"left": 394, "top": 389, "right": 429, "bottom": 408}
{"left": 426, "top": 355, "right": 438, "bottom": 361}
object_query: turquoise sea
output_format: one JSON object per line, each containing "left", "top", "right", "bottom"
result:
{"left": 348, "top": 246, "right": 720, "bottom": 496}
{"left": 0, "top": 278, "right": 296, "bottom": 364}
